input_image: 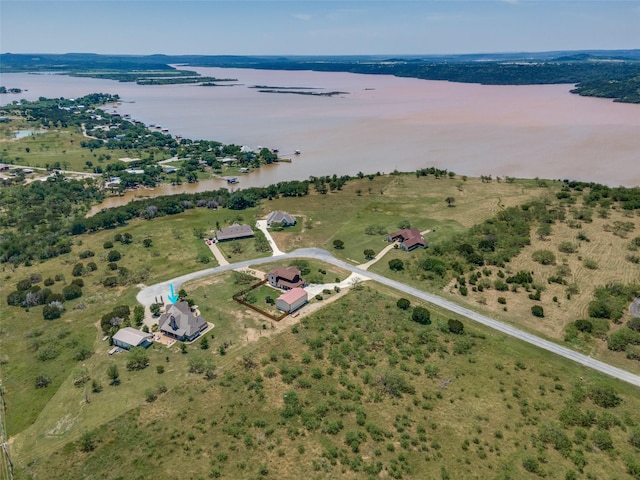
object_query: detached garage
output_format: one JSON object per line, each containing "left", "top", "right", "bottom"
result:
{"left": 276, "top": 287, "right": 308, "bottom": 313}
{"left": 112, "top": 327, "right": 153, "bottom": 350}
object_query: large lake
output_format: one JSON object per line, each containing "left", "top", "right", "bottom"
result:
{"left": 2, "top": 67, "right": 639, "bottom": 189}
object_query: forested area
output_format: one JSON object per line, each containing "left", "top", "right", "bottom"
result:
{"left": 571, "top": 76, "right": 640, "bottom": 103}
{"left": 0, "top": 175, "right": 104, "bottom": 265}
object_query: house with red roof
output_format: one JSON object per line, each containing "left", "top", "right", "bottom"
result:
{"left": 266, "top": 266, "right": 306, "bottom": 290}
{"left": 386, "top": 228, "right": 426, "bottom": 251}
{"left": 275, "top": 287, "right": 308, "bottom": 313}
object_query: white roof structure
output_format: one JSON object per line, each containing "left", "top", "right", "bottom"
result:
{"left": 112, "top": 327, "right": 152, "bottom": 348}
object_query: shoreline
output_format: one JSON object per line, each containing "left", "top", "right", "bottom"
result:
{"left": 2, "top": 69, "right": 640, "bottom": 188}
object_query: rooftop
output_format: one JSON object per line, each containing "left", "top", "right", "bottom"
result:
{"left": 277, "top": 287, "right": 307, "bottom": 304}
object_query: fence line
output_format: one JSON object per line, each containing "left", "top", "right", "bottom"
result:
{"left": 233, "top": 280, "right": 288, "bottom": 322}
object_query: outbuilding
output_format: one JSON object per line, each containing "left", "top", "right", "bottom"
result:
{"left": 112, "top": 327, "right": 153, "bottom": 350}
{"left": 275, "top": 287, "right": 308, "bottom": 313}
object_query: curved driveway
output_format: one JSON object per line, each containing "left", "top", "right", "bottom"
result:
{"left": 137, "top": 248, "right": 640, "bottom": 388}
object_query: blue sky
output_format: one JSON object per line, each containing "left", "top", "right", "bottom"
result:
{"left": 1, "top": 1, "right": 639, "bottom": 55}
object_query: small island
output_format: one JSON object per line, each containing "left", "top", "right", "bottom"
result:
{"left": 0, "top": 85, "right": 23, "bottom": 94}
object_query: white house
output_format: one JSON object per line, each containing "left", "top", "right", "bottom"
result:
{"left": 275, "top": 287, "right": 308, "bottom": 313}
{"left": 112, "top": 327, "right": 153, "bottom": 350}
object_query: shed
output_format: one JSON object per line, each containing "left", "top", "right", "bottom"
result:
{"left": 112, "top": 327, "right": 153, "bottom": 350}
{"left": 276, "top": 287, "right": 308, "bottom": 313}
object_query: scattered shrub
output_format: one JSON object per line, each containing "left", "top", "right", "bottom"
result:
{"left": 447, "top": 319, "right": 464, "bottom": 334}
{"left": 532, "top": 250, "right": 556, "bottom": 265}
{"left": 412, "top": 306, "right": 431, "bottom": 325}
{"left": 558, "top": 242, "right": 578, "bottom": 254}
{"left": 531, "top": 305, "right": 544, "bottom": 318}
{"left": 396, "top": 298, "right": 411, "bottom": 310}
{"left": 35, "top": 375, "right": 51, "bottom": 388}
{"left": 388, "top": 259, "right": 404, "bottom": 271}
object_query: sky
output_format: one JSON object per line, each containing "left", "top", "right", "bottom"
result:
{"left": 1, "top": 0, "right": 639, "bottom": 56}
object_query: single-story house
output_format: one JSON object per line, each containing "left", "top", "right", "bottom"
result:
{"left": 215, "top": 223, "right": 254, "bottom": 242}
{"left": 276, "top": 287, "right": 308, "bottom": 313}
{"left": 266, "top": 266, "right": 305, "bottom": 290}
{"left": 158, "top": 301, "right": 208, "bottom": 342}
{"left": 125, "top": 168, "right": 145, "bottom": 175}
{"left": 112, "top": 327, "right": 153, "bottom": 350}
{"left": 386, "top": 228, "right": 426, "bottom": 251}
{"left": 105, "top": 177, "right": 121, "bottom": 189}
{"left": 266, "top": 210, "right": 296, "bottom": 227}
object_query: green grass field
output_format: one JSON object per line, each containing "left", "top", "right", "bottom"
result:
{"left": 14, "top": 286, "right": 640, "bottom": 480}
{"left": 263, "top": 174, "right": 555, "bottom": 263}
{"left": 3, "top": 170, "right": 640, "bottom": 480}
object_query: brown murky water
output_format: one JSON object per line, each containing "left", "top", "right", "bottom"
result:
{"left": 2, "top": 67, "right": 638, "bottom": 215}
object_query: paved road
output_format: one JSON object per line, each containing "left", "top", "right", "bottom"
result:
{"left": 137, "top": 248, "right": 640, "bottom": 388}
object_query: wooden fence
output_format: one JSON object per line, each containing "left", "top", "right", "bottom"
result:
{"left": 233, "top": 279, "right": 288, "bottom": 322}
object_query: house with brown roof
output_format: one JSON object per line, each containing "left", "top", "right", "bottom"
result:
{"left": 158, "top": 301, "right": 208, "bottom": 342}
{"left": 215, "top": 222, "right": 254, "bottom": 242}
{"left": 276, "top": 287, "right": 308, "bottom": 313}
{"left": 266, "top": 266, "right": 306, "bottom": 290}
{"left": 386, "top": 228, "right": 426, "bottom": 251}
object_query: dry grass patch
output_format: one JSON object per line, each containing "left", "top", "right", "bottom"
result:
{"left": 260, "top": 174, "right": 559, "bottom": 264}
{"left": 448, "top": 204, "right": 640, "bottom": 357}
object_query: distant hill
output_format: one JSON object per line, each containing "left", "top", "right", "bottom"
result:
{"left": 2, "top": 50, "right": 640, "bottom": 102}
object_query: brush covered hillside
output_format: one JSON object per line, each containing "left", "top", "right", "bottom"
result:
{"left": 1, "top": 134, "right": 640, "bottom": 477}
{"left": 15, "top": 287, "right": 640, "bottom": 480}
{"left": 263, "top": 173, "right": 640, "bottom": 371}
